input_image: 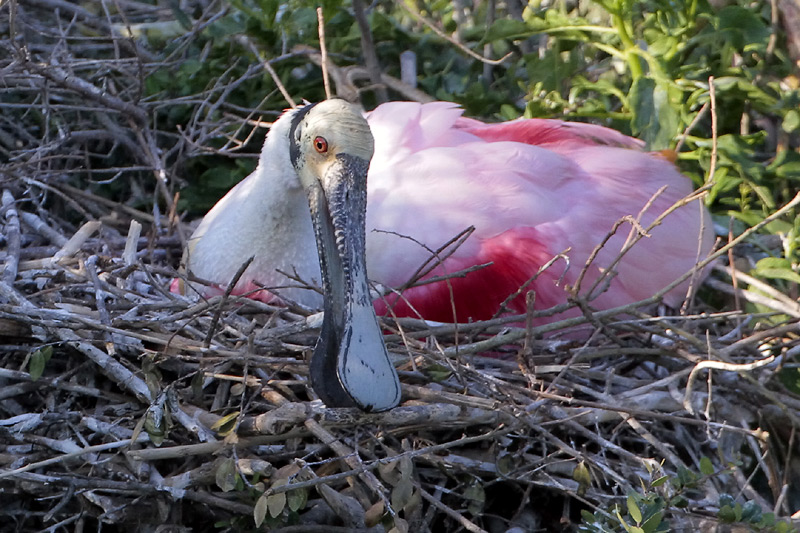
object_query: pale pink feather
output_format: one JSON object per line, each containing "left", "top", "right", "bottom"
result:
{"left": 364, "top": 102, "right": 713, "bottom": 324}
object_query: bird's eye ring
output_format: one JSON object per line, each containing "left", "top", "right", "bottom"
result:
{"left": 314, "top": 136, "right": 328, "bottom": 153}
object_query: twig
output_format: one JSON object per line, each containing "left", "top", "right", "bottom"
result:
{"left": 18, "top": 211, "right": 68, "bottom": 247}
{"left": 708, "top": 75, "right": 718, "bottom": 183}
{"left": 419, "top": 487, "right": 489, "bottom": 533}
{"left": 351, "top": 0, "right": 388, "bottom": 103}
{"left": 203, "top": 255, "right": 255, "bottom": 348}
{"left": 398, "top": 0, "right": 513, "bottom": 65}
{"left": 303, "top": 417, "right": 395, "bottom": 515}
{"left": 317, "top": 8, "right": 332, "bottom": 100}
{"left": 51, "top": 220, "right": 102, "bottom": 265}
{"left": 435, "top": 184, "right": 799, "bottom": 352}
{"left": 123, "top": 219, "right": 142, "bottom": 267}
{"left": 0, "top": 439, "right": 133, "bottom": 480}
{"left": 301, "top": 46, "right": 435, "bottom": 102}
{"left": 675, "top": 101, "right": 709, "bottom": 153}
{"left": 58, "top": 328, "right": 153, "bottom": 403}
{"left": 241, "top": 402, "right": 510, "bottom": 435}
{"left": 21, "top": 60, "right": 148, "bottom": 124}
{"left": 684, "top": 356, "right": 777, "bottom": 415}
{"left": 2, "top": 189, "right": 21, "bottom": 285}
{"left": 84, "top": 255, "right": 115, "bottom": 354}
{"left": 3, "top": 1, "right": 799, "bottom": 527}
{"left": 237, "top": 35, "right": 296, "bottom": 108}
{"left": 704, "top": 277, "right": 800, "bottom": 318}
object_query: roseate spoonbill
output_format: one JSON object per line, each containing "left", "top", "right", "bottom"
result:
{"left": 176, "top": 100, "right": 714, "bottom": 409}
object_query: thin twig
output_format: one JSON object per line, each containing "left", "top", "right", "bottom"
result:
{"left": 2, "top": 190, "right": 21, "bottom": 285}
{"left": 237, "top": 35, "right": 296, "bottom": 108}
{"left": 351, "top": 0, "right": 388, "bottom": 103}
{"left": 317, "top": 8, "right": 332, "bottom": 100}
{"left": 398, "top": 1, "right": 513, "bottom": 65}
{"left": 203, "top": 255, "right": 255, "bottom": 349}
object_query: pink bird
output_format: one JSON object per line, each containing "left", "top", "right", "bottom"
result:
{"left": 176, "top": 100, "right": 713, "bottom": 410}
{"left": 179, "top": 100, "right": 712, "bottom": 320}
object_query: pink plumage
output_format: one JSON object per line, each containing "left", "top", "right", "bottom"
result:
{"left": 178, "top": 101, "right": 714, "bottom": 327}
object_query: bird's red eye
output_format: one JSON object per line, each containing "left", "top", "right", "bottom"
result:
{"left": 314, "top": 136, "right": 328, "bottom": 153}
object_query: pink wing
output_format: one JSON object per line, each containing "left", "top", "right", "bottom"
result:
{"left": 456, "top": 115, "right": 645, "bottom": 151}
{"left": 364, "top": 102, "right": 713, "bottom": 324}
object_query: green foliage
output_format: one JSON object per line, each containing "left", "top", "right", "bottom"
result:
{"left": 27, "top": 346, "right": 52, "bottom": 381}
{"left": 179, "top": 158, "right": 257, "bottom": 213}
{"left": 579, "top": 458, "right": 797, "bottom": 533}
{"left": 717, "top": 493, "right": 796, "bottom": 532}
{"left": 147, "top": 0, "right": 799, "bottom": 230}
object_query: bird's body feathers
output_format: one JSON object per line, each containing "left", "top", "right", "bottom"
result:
{"left": 180, "top": 101, "right": 713, "bottom": 326}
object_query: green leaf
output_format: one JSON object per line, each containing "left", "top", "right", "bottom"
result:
{"left": 215, "top": 457, "right": 238, "bottom": 492}
{"left": 200, "top": 165, "right": 241, "bottom": 191}
{"left": 28, "top": 346, "right": 52, "bottom": 381}
{"left": 497, "top": 453, "right": 515, "bottom": 476}
{"left": 144, "top": 69, "right": 171, "bottom": 96}
{"left": 266, "top": 478, "right": 289, "bottom": 518}
{"left": 210, "top": 411, "right": 240, "bottom": 437}
{"left": 267, "top": 491, "right": 286, "bottom": 518}
{"left": 463, "top": 481, "right": 485, "bottom": 516}
{"left": 752, "top": 257, "right": 800, "bottom": 284}
{"left": 179, "top": 59, "right": 203, "bottom": 77}
{"left": 629, "top": 77, "right": 679, "bottom": 150}
{"left": 650, "top": 475, "right": 669, "bottom": 487}
{"left": 627, "top": 493, "right": 643, "bottom": 524}
{"left": 482, "top": 18, "right": 535, "bottom": 43}
{"left": 758, "top": 511, "right": 776, "bottom": 528}
{"left": 254, "top": 494, "right": 268, "bottom": 527}
{"left": 615, "top": 508, "right": 632, "bottom": 532}
{"left": 573, "top": 461, "right": 592, "bottom": 497}
{"left": 580, "top": 509, "right": 597, "bottom": 524}
{"left": 718, "top": 505, "right": 737, "bottom": 522}
{"left": 717, "top": 6, "right": 770, "bottom": 49}
{"left": 699, "top": 456, "right": 714, "bottom": 476}
{"left": 167, "top": 0, "right": 193, "bottom": 30}
{"left": 641, "top": 510, "right": 664, "bottom": 533}
{"left": 741, "top": 500, "right": 762, "bottom": 523}
{"left": 783, "top": 110, "right": 800, "bottom": 133}
{"left": 768, "top": 151, "right": 800, "bottom": 181}
{"left": 674, "top": 465, "right": 697, "bottom": 487}
{"left": 143, "top": 398, "right": 170, "bottom": 447}
{"left": 425, "top": 364, "right": 452, "bottom": 382}
{"left": 391, "top": 478, "right": 414, "bottom": 512}
{"left": 206, "top": 13, "right": 246, "bottom": 39}
{"left": 287, "top": 488, "right": 308, "bottom": 512}
{"left": 735, "top": 502, "right": 744, "bottom": 521}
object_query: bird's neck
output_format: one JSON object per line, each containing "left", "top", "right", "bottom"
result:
{"left": 235, "top": 143, "right": 322, "bottom": 306}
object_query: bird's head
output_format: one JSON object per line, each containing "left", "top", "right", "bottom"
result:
{"left": 288, "top": 99, "right": 374, "bottom": 196}
{"left": 286, "top": 100, "right": 400, "bottom": 412}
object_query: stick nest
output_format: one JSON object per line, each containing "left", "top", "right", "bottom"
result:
{"left": 1, "top": 1, "right": 799, "bottom": 532}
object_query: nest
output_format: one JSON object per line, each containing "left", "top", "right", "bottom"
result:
{"left": 2, "top": 1, "right": 800, "bottom": 531}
